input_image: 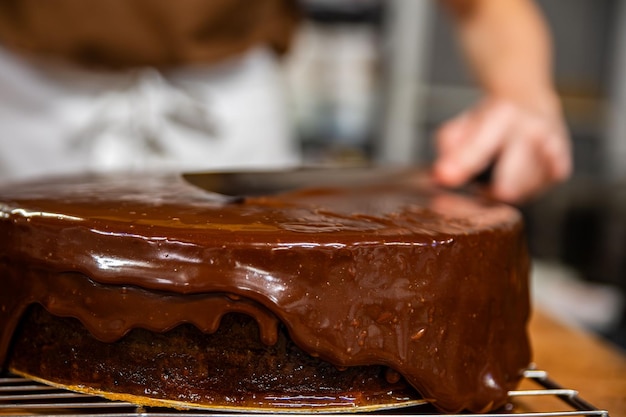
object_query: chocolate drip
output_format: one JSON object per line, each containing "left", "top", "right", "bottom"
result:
{"left": 0, "top": 171, "right": 531, "bottom": 413}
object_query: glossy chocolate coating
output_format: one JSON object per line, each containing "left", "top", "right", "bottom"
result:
{"left": 0, "top": 170, "right": 531, "bottom": 413}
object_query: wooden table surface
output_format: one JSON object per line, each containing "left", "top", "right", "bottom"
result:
{"left": 524, "top": 309, "right": 626, "bottom": 416}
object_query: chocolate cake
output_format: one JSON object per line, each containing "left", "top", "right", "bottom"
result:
{"left": 0, "top": 169, "right": 531, "bottom": 413}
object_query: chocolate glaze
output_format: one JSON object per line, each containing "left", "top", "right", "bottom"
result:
{"left": 0, "top": 170, "right": 531, "bottom": 413}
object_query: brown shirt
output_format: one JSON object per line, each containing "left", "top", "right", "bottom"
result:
{"left": 0, "top": 0, "right": 300, "bottom": 69}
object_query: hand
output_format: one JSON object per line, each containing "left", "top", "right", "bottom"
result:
{"left": 432, "top": 95, "right": 572, "bottom": 203}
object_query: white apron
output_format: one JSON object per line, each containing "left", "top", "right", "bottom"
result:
{"left": 0, "top": 46, "right": 299, "bottom": 183}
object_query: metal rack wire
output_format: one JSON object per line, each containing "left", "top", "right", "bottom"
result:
{"left": 0, "top": 369, "right": 609, "bottom": 417}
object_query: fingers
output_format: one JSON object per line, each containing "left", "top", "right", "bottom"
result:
{"left": 491, "top": 122, "right": 571, "bottom": 202}
{"left": 434, "top": 99, "right": 515, "bottom": 186}
{"left": 433, "top": 115, "right": 472, "bottom": 186}
{"left": 543, "top": 124, "right": 573, "bottom": 182}
{"left": 491, "top": 128, "right": 547, "bottom": 202}
{"left": 433, "top": 97, "right": 572, "bottom": 204}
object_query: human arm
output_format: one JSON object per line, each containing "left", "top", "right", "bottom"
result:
{"left": 433, "top": 0, "right": 572, "bottom": 203}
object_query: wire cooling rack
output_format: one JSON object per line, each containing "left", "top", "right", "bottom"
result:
{"left": 0, "top": 369, "right": 609, "bottom": 417}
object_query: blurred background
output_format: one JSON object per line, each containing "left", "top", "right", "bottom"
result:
{"left": 282, "top": 0, "right": 626, "bottom": 347}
